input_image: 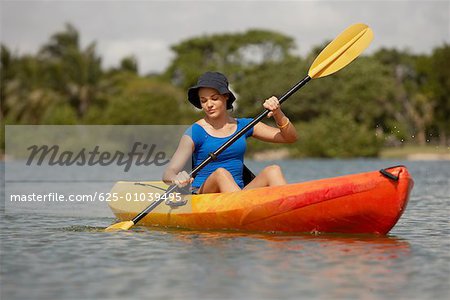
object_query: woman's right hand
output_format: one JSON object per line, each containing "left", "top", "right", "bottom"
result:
{"left": 173, "top": 171, "right": 193, "bottom": 188}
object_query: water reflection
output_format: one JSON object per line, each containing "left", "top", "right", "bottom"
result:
{"left": 132, "top": 227, "right": 412, "bottom": 299}
{"left": 53, "top": 224, "right": 413, "bottom": 299}
{"left": 138, "top": 226, "right": 410, "bottom": 252}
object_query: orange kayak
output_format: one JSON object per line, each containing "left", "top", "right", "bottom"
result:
{"left": 108, "top": 166, "right": 413, "bottom": 235}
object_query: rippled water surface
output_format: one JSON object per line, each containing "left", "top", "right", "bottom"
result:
{"left": 1, "top": 160, "right": 449, "bottom": 299}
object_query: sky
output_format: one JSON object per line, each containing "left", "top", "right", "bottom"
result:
{"left": 1, "top": 0, "right": 449, "bottom": 74}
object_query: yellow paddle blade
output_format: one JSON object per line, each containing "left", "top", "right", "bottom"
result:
{"left": 308, "top": 23, "right": 374, "bottom": 79}
{"left": 104, "top": 221, "right": 135, "bottom": 232}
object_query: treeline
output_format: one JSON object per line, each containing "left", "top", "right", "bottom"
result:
{"left": 1, "top": 24, "right": 449, "bottom": 157}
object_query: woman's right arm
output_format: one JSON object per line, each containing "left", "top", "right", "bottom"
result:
{"left": 162, "top": 135, "right": 195, "bottom": 186}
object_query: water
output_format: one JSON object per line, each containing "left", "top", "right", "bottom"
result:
{"left": 1, "top": 159, "right": 449, "bottom": 299}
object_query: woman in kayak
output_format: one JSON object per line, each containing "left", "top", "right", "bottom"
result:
{"left": 163, "top": 71, "right": 298, "bottom": 194}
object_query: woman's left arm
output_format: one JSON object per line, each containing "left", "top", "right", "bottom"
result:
{"left": 252, "top": 96, "right": 298, "bottom": 143}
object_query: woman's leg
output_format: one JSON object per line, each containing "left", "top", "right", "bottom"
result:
{"left": 198, "top": 168, "right": 241, "bottom": 194}
{"left": 243, "top": 164, "right": 287, "bottom": 190}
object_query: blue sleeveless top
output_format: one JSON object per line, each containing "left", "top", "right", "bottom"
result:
{"left": 184, "top": 118, "right": 254, "bottom": 188}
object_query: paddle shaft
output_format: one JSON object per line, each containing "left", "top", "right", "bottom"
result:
{"left": 131, "top": 75, "right": 311, "bottom": 225}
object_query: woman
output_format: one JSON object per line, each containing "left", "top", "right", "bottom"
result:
{"left": 163, "top": 71, "right": 298, "bottom": 194}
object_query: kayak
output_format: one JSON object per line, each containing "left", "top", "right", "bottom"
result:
{"left": 108, "top": 166, "right": 413, "bottom": 235}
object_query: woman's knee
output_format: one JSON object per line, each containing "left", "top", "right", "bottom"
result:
{"left": 263, "top": 164, "right": 283, "bottom": 175}
{"left": 213, "top": 167, "right": 233, "bottom": 178}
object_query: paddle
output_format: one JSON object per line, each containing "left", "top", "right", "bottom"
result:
{"left": 105, "top": 23, "right": 374, "bottom": 232}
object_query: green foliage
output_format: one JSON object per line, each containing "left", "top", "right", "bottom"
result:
{"left": 294, "top": 113, "right": 382, "bottom": 157}
{"left": 428, "top": 45, "right": 450, "bottom": 141}
{"left": 1, "top": 50, "right": 62, "bottom": 124}
{"left": 119, "top": 56, "right": 139, "bottom": 74}
{"left": 232, "top": 57, "right": 308, "bottom": 119}
{"left": 331, "top": 57, "right": 395, "bottom": 125}
{"left": 41, "top": 102, "right": 78, "bottom": 125}
{"left": 373, "top": 48, "right": 442, "bottom": 145}
{"left": 1, "top": 24, "right": 449, "bottom": 157}
{"left": 164, "top": 29, "right": 296, "bottom": 90}
{"left": 38, "top": 23, "right": 103, "bottom": 118}
{"left": 84, "top": 74, "right": 197, "bottom": 125}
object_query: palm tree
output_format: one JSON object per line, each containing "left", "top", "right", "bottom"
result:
{"left": 39, "top": 23, "right": 103, "bottom": 118}
{"left": 2, "top": 52, "right": 60, "bottom": 124}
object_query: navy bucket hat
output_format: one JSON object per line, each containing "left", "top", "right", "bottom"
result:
{"left": 188, "top": 72, "right": 236, "bottom": 110}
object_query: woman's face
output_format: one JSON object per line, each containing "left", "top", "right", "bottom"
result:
{"left": 198, "top": 87, "right": 229, "bottom": 118}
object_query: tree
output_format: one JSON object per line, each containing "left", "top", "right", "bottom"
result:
{"left": 374, "top": 48, "right": 436, "bottom": 145}
{"left": 295, "top": 112, "right": 382, "bottom": 157}
{"left": 119, "top": 55, "right": 139, "bottom": 74}
{"left": 427, "top": 44, "right": 450, "bottom": 145}
{"left": 1, "top": 45, "right": 14, "bottom": 119}
{"left": 84, "top": 74, "right": 197, "bottom": 125}
{"left": 39, "top": 23, "right": 103, "bottom": 118}
{"left": 331, "top": 56, "right": 396, "bottom": 129}
{"left": 231, "top": 56, "right": 308, "bottom": 119}
{"left": 1, "top": 48, "right": 62, "bottom": 124}
{"left": 165, "top": 29, "right": 296, "bottom": 90}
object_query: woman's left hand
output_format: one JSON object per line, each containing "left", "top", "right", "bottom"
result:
{"left": 263, "top": 96, "right": 281, "bottom": 118}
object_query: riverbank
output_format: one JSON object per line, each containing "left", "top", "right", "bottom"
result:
{"left": 379, "top": 145, "right": 450, "bottom": 160}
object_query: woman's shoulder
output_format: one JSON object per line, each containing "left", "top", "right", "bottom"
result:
{"left": 194, "top": 119, "right": 206, "bottom": 127}
{"left": 236, "top": 117, "right": 254, "bottom": 137}
{"left": 237, "top": 117, "right": 252, "bottom": 121}
{"left": 237, "top": 117, "right": 253, "bottom": 125}
{"left": 184, "top": 120, "right": 207, "bottom": 143}
{"left": 183, "top": 119, "right": 204, "bottom": 129}
{"left": 192, "top": 119, "right": 208, "bottom": 133}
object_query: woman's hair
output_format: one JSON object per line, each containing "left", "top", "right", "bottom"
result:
{"left": 226, "top": 93, "right": 233, "bottom": 110}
